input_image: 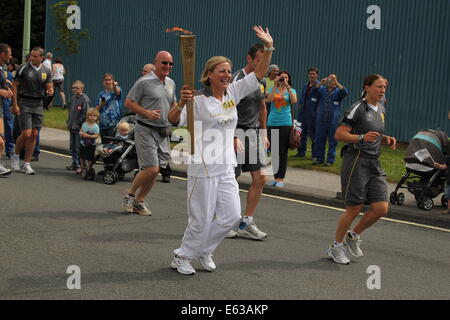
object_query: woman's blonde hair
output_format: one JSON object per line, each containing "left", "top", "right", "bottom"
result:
{"left": 86, "top": 108, "right": 100, "bottom": 122}
{"left": 200, "top": 56, "right": 233, "bottom": 87}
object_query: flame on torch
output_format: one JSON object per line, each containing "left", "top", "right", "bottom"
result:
{"left": 165, "top": 27, "right": 193, "bottom": 35}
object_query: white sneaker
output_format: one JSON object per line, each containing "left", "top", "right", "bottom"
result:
{"left": 10, "top": 156, "right": 20, "bottom": 172}
{"left": 237, "top": 222, "right": 268, "bottom": 240}
{"left": 226, "top": 230, "right": 238, "bottom": 239}
{"left": 122, "top": 192, "right": 135, "bottom": 214}
{"left": 0, "top": 163, "right": 12, "bottom": 177}
{"left": 199, "top": 254, "right": 216, "bottom": 272}
{"left": 345, "top": 231, "right": 364, "bottom": 258}
{"left": 327, "top": 243, "right": 351, "bottom": 265}
{"left": 20, "top": 163, "right": 36, "bottom": 175}
{"left": 132, "top": 200, "right": 152, "bottom": 216}
{"left": 171, "top": 255, "right": 196, "bottom": 275}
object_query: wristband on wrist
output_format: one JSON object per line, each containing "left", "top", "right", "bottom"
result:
{"left": 264, "top": 46, "right": 275, "bottom": 52}
{"left": 358, "top": 134, "right": 365, "bottom": 143}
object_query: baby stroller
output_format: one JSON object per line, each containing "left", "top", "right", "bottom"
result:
{"left": 390, "top": 129, "right": 448, "bottom": 211}
{"left": 97, "top": 114, "right": 139, "bottom": 185}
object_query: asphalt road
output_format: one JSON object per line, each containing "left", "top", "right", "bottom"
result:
{"left": 1, "top": 151, "right": 449, "bottom": 300}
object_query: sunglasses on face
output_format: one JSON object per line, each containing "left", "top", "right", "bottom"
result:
{"left": 161, "top": 61, "right": 174, "bottom": 66}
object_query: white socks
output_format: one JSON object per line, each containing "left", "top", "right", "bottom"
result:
{"left": 242, "top": 216, "right": 253, "bottom": 226}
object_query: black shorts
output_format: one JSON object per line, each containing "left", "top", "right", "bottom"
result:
{"left": 53, "top": 79, "right": 64, "bottom": 91}
{"left": 341, "top": 150, "right": 388, "bottom": 206}
{"left": 80, "top": 144, "right": 96, "bottom": 161}
{"left": 18, "top": 99, "right": 44, "bottom": 130}
{"left": 235, "top": 128, "right": 267, "bottom": 177}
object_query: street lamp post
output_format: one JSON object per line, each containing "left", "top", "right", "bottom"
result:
{"left": 22, "top": 0, "right": 32, "bottom": 63}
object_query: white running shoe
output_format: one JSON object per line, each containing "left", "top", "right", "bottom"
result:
{"left": 345, "top": 231, "right": 364, "bottom": 258}
{"left": 132, "top": 200, "right": 152, "bottom": 216}
{"left": 237, "top": 222, "right": 268, "bottom": 240}
{"left": 226, "top": 230, "right": 238, "bottom": 239}
{"left": 20, "top": 163, "right": 36, "bottom": 175}
{"left": 0, "top": 163, "right": 12, "bottom": 177}
{"left": 171, "top": 255, "right": 196, "bottom": 275}
{"left": 122, "top": 192, "right": 135, "bottom": 214}
{"left": 327, "top": 243, "right": 351, "bottom": 265}
{"left": 199, "top": 254, "right": 216, "bottom": 272}
{"left": 10, "top": 156, "right": 20, "bottom": 172}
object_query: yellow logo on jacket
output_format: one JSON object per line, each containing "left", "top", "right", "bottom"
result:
{"left": 381, "top": 113, "right": 385, "bottom": 123}
{"left": 223, "top": 100, "right": 236, "bottom": 110}
{"left": 41, "top": 73, "right": 47, "bottom": 81}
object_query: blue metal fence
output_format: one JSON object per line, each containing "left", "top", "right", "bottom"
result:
{"left": 45, "top": 0, "right": 450, "bottom": 141}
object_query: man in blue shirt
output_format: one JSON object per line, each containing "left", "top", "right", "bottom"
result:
{"left": 0, "top": 43, "right": 14, "bottom": 176}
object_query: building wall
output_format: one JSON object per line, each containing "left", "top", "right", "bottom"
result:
{"left": 45, "top": 0, "right": 450, "bottom": 141}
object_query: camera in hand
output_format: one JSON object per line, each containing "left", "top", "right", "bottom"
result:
{"left": 279, "top": 77, "right": 285, "bottom": 82}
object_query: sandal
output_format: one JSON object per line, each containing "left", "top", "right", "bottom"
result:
{"left": 441, "top": 209, "right": 450, "bottom": 214}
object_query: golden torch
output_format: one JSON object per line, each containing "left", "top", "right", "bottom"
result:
{"left": 179, "top": 34, "right": 196, "bottom": 154}
{"left": 167, "top": 27, "right": 196, "bottom": 154}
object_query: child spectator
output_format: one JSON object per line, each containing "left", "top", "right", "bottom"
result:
{"left": 79, "top": 108, "right": 100, "bottom": 179}
{"left": 98, "top": 121, "right": 130, "bottom": 157}
{"left": 66, "top": 80, "right": 91, "bottom": 173}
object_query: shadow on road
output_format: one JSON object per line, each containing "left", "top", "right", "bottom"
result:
{"left": 13, "top": 210, "right": 126, "bottom": 220}
{"left": 1, "top": 268, "right": 192, "bottom": 298}
{"left": 219, "top": 258, "right": 340, "bottom": 272}
{"left": 82, "top": 232, "right": 179, "bottom": 243}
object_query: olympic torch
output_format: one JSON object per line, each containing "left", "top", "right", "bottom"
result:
{"left": 179, "top": 34, "right": 196, "bottom": 154}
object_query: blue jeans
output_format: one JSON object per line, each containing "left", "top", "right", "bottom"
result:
{"left": 2, "top": 99, "right": 15, "bottom": 155}
{"left": 69, "top": 131, "right": 81, "bottom": 167}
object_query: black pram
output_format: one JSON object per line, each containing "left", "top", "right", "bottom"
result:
{"left": 390, "top": 129, "right": 448, "bottom": 211}
{"left": 97, "top": 114, "right": 139, "bottom": 185}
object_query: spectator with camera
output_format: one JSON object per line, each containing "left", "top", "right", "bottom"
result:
{"left": 313, "top": 74, "right": 348, "bottom": 166}
{"left": 266, "top": 70, "right": 298, "bottom": 187}
{"left": 95, "top": 73, "right": 123, "bottom": 144}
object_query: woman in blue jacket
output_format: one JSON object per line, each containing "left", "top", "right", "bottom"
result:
{"left": 314, "top": 74, "right": 348, "bottom": 166}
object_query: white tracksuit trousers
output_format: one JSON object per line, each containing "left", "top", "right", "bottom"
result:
{"left": 174, "top": 172, "right": 241, "bottom": 259}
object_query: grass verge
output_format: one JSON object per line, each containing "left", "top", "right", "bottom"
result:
{"left": 43, "top": 108, "right": 407, "bottom": 184}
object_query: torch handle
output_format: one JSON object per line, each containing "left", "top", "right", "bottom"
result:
{"left": 179, "top": 35, "right": 196, "bottom": 155}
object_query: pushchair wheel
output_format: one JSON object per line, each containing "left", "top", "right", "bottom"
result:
{"left": 389, "top": 192, "right": 397, "bottom": 205}
{"left": 103, "top": 171, "right": 118, "bottom": 185}
{"left": 418, "top": 197, "right": 433, "bottom": 211}
{"left": 117, "top": 171, "right": 125, "bottom": 180}
{"left": 441, "top": 194, "right": 448, "bottom": 208}
{"left": 88, "top": 168, "right": 96, "bottom": 180}
{"left": 396, "top": 193, "right": 405, "bottom": 206}
{"left": 81, "top": 169, "right": 88, "bottom": 180}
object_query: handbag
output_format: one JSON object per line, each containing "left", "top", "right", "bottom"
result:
{"left": 289, "top": 126, "right": 301, "bottom": 150}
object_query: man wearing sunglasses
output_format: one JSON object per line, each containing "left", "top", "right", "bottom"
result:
{"left": 140, "top": 62, "right": 172, "bottom": 183}
{"left": 122, "top": 51, "right": 178, "bottom": 216}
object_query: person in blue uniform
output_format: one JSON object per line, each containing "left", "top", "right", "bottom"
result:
{"left": 314, "top": 74, "right": 348, "bottom": 166}
{"left": 295, "top": 67, "right": 320, "bottom": 160}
